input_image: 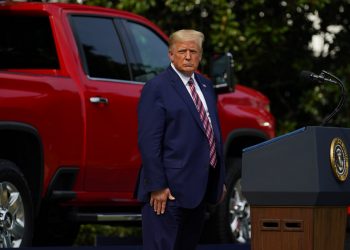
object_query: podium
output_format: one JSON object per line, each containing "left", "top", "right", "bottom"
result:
{"left": 242, "top": 126, "right": 350, "bottom": 250}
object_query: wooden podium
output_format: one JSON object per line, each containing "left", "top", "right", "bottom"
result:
{"left": 242, "top": 126, "right": 350, "bottom": 250}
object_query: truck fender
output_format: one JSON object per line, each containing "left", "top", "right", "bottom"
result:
{"left": 0, "top": 121, "right": 44, "bottom": 214}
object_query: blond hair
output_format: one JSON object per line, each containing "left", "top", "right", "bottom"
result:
{"left": 168, "top": 29, "right": 204, "bottom": 51}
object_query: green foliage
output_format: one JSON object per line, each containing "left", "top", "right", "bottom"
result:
{"left": 74, "top": 224, "right": 141, "bottom": 246}
{"left": 115, "top": 0, "right": 156, "bottom": 13}
{"left": 82, "top": 0, "right": 350, "bottom": 134}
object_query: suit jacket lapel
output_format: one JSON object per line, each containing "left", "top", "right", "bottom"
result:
{"left": 195, "top": 74, "right": 222, "bottom": 146}
{"left": 167, "top": 67, "right": 207, "bottom": 134}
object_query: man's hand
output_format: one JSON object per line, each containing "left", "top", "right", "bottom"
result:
{"left": 150, "top": 188, "right": 175, "bottom": 215}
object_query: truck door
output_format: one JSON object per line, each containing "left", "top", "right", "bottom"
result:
{"left": 70, "top": 15, "right": 169, "bottom": 198}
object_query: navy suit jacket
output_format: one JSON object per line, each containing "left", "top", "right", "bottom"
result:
{"left": 135, "top": 66, "right": 225, "bottom": 209}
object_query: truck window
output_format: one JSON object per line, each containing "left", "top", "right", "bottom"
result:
{"left": 70, "top": 16, "right": 130, "bottom": 81}
{"left": 124, "top": 21, "right": 169, "bottom": 82}
{"left": 0, "top": 15, "right": 59, "bottom": 69}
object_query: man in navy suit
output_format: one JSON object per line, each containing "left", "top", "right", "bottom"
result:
{"left": 135, "top": 29, "right": 226, "bottom": 250}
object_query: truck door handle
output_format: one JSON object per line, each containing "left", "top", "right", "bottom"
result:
{"left": 89, "top": 97, "right": 109, "bottom": 104}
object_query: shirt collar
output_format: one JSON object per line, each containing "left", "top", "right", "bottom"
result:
{"left": 171, "top": 63, "right": 195, "bottom": 85}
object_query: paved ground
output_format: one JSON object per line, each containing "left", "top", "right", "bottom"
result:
{"left": 96, "top": 236, "right": 248, "bottom": 246}
{"left": 96, "top": 236, "right": 249, "bottom": 249}
{"left": 96, "top": 231, "right": 350, "bottom": 249}
{"left": 98, "top": 245, "right": 249, "bottom": 250}
{"left": 20, "top": 233, "right": 350, "bottom": 250}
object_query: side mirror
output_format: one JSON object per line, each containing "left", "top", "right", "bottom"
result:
{"left": 209, "top": 52, "right": 236, "bottom": 93}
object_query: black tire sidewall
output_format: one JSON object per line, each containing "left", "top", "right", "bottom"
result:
{"left": 218, "top": 157, "right": 242, "bottom": 242}
{"left": 0, "top": 159, "right": 34, "bottom": 247}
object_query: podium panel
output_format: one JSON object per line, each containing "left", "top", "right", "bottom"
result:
{"left": 242, "top": 126, "right": 350, "bottom": 250}
{"left": 251, "top": 206, "right": 347, "bottom": 250}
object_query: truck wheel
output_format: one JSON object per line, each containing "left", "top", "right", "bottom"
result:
{"left": 225, "top": 157, "right": 251, "bottom": 243}
{"left": 0, "top": 159, "right": 34, "bottom": 247}
{"left": 202, "top": 157, "right": 251, "bottom": 243}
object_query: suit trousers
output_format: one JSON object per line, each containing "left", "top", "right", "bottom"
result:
{"left": 141, "top": 199, "right": 207, "bottom": 250}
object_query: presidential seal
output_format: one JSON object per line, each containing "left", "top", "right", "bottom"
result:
{"left": 330, "top": 137, "right": 349, "bottom": 182}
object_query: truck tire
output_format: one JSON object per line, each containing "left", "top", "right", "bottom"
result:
{"left": 202, "top": 157, "right": 251, "bottom": 243}
{"left": 0, "top": 159, "right": 34, "bottom": 247}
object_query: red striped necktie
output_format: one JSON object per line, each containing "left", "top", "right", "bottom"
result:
{"left": 188, "top": 77, "right": 217, "bottom": 168}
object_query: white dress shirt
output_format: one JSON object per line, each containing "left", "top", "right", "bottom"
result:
{"left": 171, "top": 63, "right": 212, "bottom": 123}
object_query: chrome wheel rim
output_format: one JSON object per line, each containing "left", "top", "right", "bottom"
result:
{"left": 229, "top": 179, "right": 251, "bottom": 243}
{"left": 0, "top": 182, "right": 25, "bottom": 248}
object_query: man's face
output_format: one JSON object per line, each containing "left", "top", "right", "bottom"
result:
{"left": 169, "top": 40, "right": 202, "bottom": 77}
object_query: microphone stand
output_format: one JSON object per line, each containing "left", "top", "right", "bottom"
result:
{"left": 320, "top": 70, "right": 347, "bottom": 126}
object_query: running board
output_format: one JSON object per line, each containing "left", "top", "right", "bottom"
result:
{"left": 75, "top": 213, "right": 142, "bottom": 223}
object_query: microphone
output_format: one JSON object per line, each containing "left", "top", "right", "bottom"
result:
{"left": 300, "top": 70, "right": 337, "bottom": 84}
{"left": 300, "top": 70, "right": 346, "bottom": 126}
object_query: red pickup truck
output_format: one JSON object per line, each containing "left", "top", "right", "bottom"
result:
{"left": 0, "top": 2, "right": 275, "bottom": 247}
